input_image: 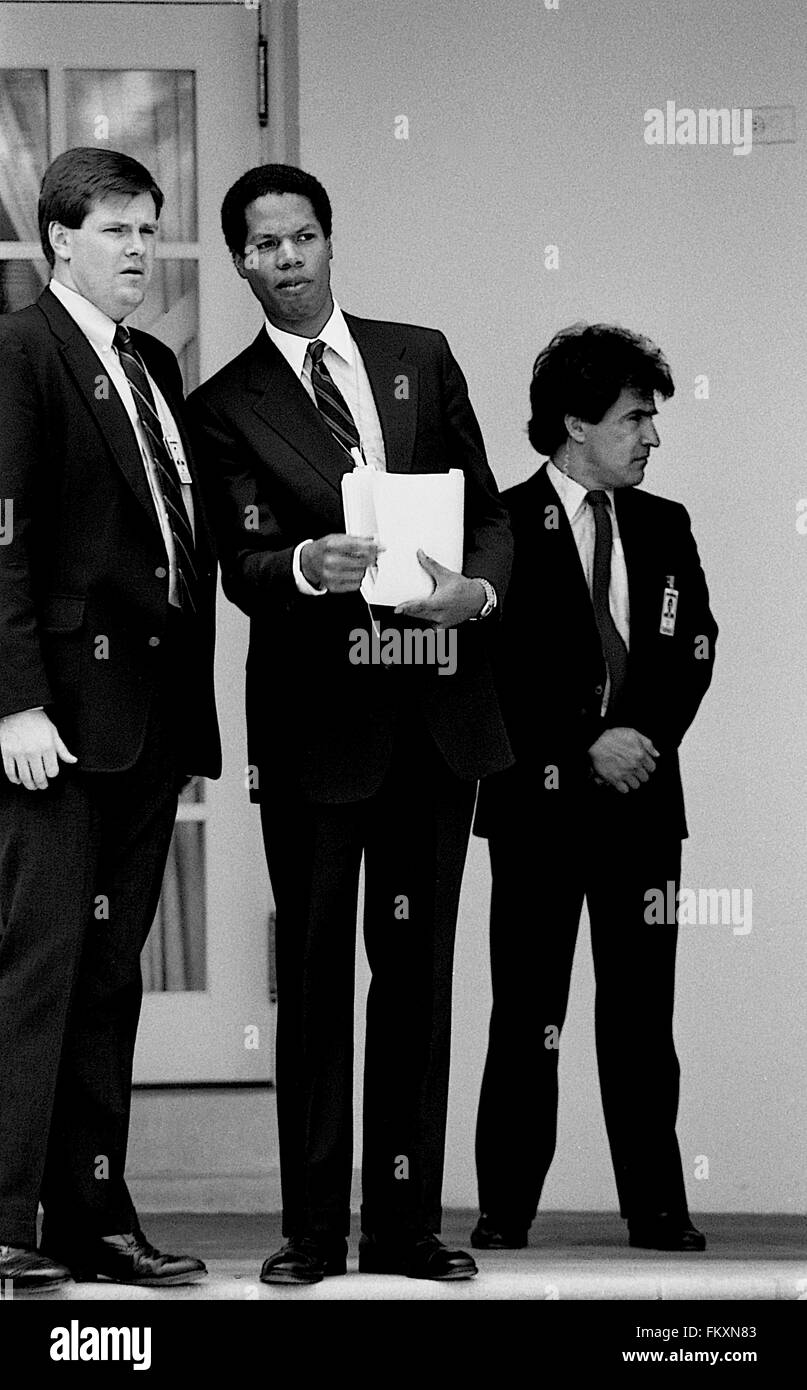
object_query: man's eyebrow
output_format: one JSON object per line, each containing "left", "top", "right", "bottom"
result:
{"left": 252, "top": 223, "right": 317, "bottom": 238}
{"left": 100, "top": 218, "right": 158, "bottom": 229}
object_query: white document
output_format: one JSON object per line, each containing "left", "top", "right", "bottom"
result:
{"left": 341, "top": 467, "right": 464, "bottom": 606}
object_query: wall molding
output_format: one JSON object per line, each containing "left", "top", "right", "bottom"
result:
{"left": 130, "top": 1170, "right": 283, "bottom": 1213}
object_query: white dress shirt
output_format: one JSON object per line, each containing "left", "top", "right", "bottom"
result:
{"left": 49, "top": 278, "right": 194, "bottom": 610}
{"left": 264, "top": 299, "right": 386, "bottom": 597}
{"left": 546, "top": 459, "right": 630, "bottom": 715}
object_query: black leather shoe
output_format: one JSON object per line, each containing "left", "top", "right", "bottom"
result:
{"left": 0, "top": 1245, "right": 72, "bottom": 1289}
{"left": 260, "top": 1236, "right": 348, "bottom": 1285}
{"left": 628, "top": 1214, "right": 706, "bottom": 1252}
{"left": 359, "top": 1233, "right": 477, "bottom": 1280}
{"left": 44, "top": 1231, "right": 207, "bottom": 1285}
{"left": 471, "top": 1215, "right": 529, "bottom": 1250}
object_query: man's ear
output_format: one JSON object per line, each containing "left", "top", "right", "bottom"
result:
{"left": 563, "top": 413, "right": 586, "bottom": 444}
{"left": 327, "top": 237, "right": 333, "bottom": 262}
{"left": 233, "top": 251, "right": 249, "bottom": 280}
{"left": 49, "top": 221, "right": 72, "bottom": 264}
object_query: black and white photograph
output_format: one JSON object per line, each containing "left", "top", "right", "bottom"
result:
{"left": 0, "top": 0, "right": 804, "bottom": 1370}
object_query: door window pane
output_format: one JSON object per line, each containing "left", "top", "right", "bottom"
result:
{"left": 0, "top": 258, "right": 48, "bottom": 313}
{"left": 129, "top": 258, "right": 199, "bottom": 390}
{"left": 143, "top": 821, "right": 207, "bottom": 993}
{"left": 65, "top": 70, "right": 197, "bottom": 240}
{"left": 0, "top": 69, "right": 49, "bottom": 241}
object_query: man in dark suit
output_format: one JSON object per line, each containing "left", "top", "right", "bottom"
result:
{"left": 471, "top": 324, "right": 717, "bottom": 1254}
{"left": 187, "top": 163, "right": 512, "bottom": 1283}
{"left": 0, "top": 148, "right": 220, "bottom": 1288}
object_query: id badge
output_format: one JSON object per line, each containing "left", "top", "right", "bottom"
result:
{"left": 660, "top": 574, "right": 678, "bottom": 636}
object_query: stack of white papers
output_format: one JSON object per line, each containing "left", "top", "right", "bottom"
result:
{"left": 341, "top": 467, "right": 465, "bottom": 606}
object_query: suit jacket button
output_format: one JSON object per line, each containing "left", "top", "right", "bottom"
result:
{"left": 155, "top": 566, "right": 167, "bottom": 580}
{"left": 594, "top": 684, "right": 604, "bottom": 695}
{"left": 149, "top": 636, "right": 161, "bottom": 647}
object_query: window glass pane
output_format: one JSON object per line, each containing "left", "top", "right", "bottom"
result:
{"left": 0, "top": 70, "right": 49, "bottom": 241}
{"left": 65, "top": 70, "right": 197, "bottom": 241}
{"left": 179, "top": 778, "right": 205, "bottom": 807}
{"left": 128, "top": 258, "right": 199, "bottom": 391}
{"left": 143, "top": 822, "right": 207, "bottom": 993}
{"left": 0, "top": 258, "right": 48, "bottom": 313}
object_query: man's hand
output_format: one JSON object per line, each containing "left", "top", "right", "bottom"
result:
{"left": 300, "top": 534, "right": 382, "bottom": 593}
{"left": 588, "top": 726, "right": 659, "bottom": 795}
{"left": 395, "top": 551, "right": 485, "bottom": 629}
{"left": 0, "top": 709, "right": 77, "bottom": 790}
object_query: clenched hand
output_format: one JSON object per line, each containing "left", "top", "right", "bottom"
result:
{"left": 588, "top": 726, "right": 659, "bottom": 795}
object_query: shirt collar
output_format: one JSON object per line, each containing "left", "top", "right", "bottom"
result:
{"left": 546, "top": 459, "right": 615, "bottom": 521}
{"left": 49, "top": 278, "right": 118, "bottom": 353}
{"left": 264, "top": 298, "right": 354, "bottom": 379}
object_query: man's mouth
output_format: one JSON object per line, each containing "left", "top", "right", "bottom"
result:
{"left": 121, "top": 267, "right": 144, "bottom": 276}
{"left": 276, "top": 280, "right": 309, "bottom": 292}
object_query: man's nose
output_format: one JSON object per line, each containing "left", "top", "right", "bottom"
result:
{"left": 276, "top": 238, "right": 303, "bottom": 267}
{"left": 644, "top": 419, "right": 660, "bottom": 448}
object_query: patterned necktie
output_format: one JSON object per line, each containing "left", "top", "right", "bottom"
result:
{"left": 586, "top": 490, "right": 628, "bottom": 709}
{"left": 113, "top": 324, "right": 198, "bottom": 615}
{"left": 307, "top": 338, "right": 361, "bottom": 457}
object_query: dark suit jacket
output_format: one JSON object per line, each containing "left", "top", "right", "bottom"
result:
{"left": 475, "top": 463, "right": 718, "bottom": 840}
{"left": 0, "top": 287, "right": 221, "bottom": 776}
{"left": 187, "top": 315, "right": 513, "bottom": 803}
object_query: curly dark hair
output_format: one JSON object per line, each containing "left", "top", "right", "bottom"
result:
{"left": 528, "top": 323, "right": 675, "bottom": 457}
{"left": 220, "top": 163, "right": 332, "bottom": 258}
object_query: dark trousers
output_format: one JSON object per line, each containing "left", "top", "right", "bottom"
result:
{"left": 260, "top": 712, "right": 477, "bottom": 1241}
{"left": 475, "top": 806, "right": 689, "bottom": 1226}
{"left": 0, "top": 662, "right": 182, "bottom": 1249}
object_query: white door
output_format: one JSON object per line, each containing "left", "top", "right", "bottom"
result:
{"left": 0, "top": 1, "right": 276, "bottom": 1082}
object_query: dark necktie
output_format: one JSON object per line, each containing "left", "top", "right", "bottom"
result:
{"left": 586, "top": 490, "right": 628, "bottom": 709}
{"left": 307, "top": 338, "right": 361, "bottom": 457}
{"left": 114, "top": 324, "right": 198, "bottom": 615}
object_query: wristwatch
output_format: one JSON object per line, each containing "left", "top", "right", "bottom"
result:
{"left": 469, "top": 577, "right": 497, "bottom": 621}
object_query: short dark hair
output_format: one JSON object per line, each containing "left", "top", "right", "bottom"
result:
{"left": 527, "top": 323, "right": 675, "bottom": 457}
{"left": 38, "top": 147, "right": 164, "bottom": 267}
{"left": 220, "top": 163, "right": 332, "bottom": 258}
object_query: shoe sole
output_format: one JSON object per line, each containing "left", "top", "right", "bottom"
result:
{"left": 9, "top": 1275, "right": 73, "bottom": 1291}
{"left": 358, "top": 1261, "right": 477, "bottom": 1280}
{"left": 69, "top": 1270, "right": 208, "bottom": 1286}
{"left": 260, "top": 1263, "right": 346, "bottom": 1285}
{"left": 260, "top": 1270, "right": 325, "bottom": 1285}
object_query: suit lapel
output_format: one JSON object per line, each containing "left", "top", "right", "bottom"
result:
{"left": 344, "top": 315, "right": 418, "bottom": 473}
{"left": 528, "top": 464, "right": 606, "bottom": 686}
{"left": 535, "top": 464, "right": 598, "bottom": 616}
{"left": 614, "top": 487, "right": 655, "bottom": 658}
{"left": 37, "top": 289, "right": 162, "bottom": 535}
{"left": 246, "top": 328, "right": 354, "bottom": 496}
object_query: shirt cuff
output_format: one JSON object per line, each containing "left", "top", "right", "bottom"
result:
{"left": 293, "top": 539, "right": 327, "bottom": 596}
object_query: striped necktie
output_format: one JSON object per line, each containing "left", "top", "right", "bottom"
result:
{"left": 113, "top": 324, "right": 198, "bottom": 616}
{"left": 586, "top": 489, "right": 628, "bottom": 709}
{"left": 307, "top": 338, "right": 361, "bottom": 457}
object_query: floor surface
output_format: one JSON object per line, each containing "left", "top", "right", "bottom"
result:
{"left": 19, "top": 1211, "right": 807, "bottom": 1301}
